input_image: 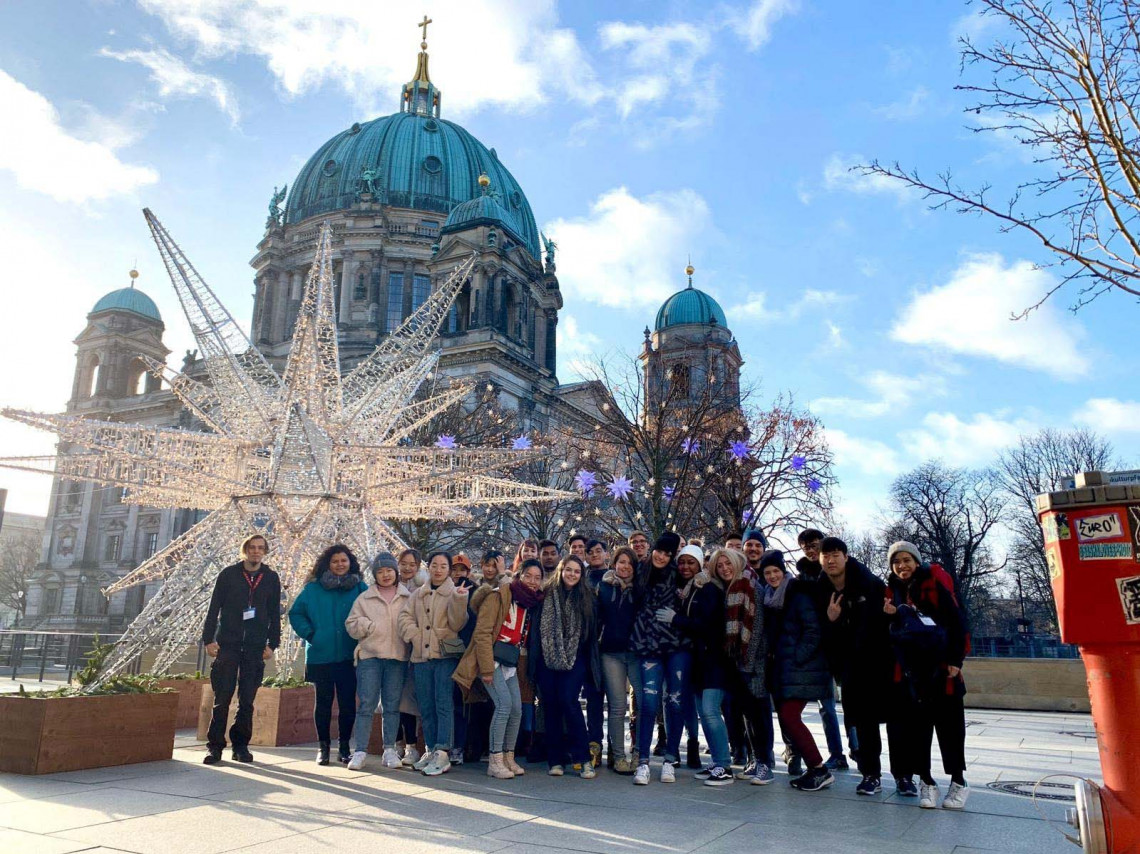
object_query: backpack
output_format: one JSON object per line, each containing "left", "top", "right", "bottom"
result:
{"left": 889, "top": 605, "right": 948, "bottom": 703}
{"left": 928, "top": 561, "right": 972, "bottom": 657}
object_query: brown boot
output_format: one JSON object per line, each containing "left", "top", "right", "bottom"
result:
{"left": 487, "top": 752, "right": 515, "bottom": 779}
{"left": 504, "top": 751, "right": 526, "bottom": 775}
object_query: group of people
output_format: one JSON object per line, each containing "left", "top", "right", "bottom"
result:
{"left": 200, "top": 526, "right": 970, "bottom": 810}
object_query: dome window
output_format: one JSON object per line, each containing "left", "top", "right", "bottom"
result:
{"left": 423, "top": 155, "right": 443, "bottom": 174}
{"left": 321, "top": 159, "right": 339, "bottom": 177}
{"left": 349, "top": 122, "right": 361, "bottom": 134}
{"left": 510, "top": 191, "right": 522, "bottom": 208}
{"left": 424, "top": 119, "right": 439, "bottom": 132}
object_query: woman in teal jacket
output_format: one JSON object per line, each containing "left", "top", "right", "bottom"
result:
{"left": 289, "top": 544, "right": 368, "bottom": 765}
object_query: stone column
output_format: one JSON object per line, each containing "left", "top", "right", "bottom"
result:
{"left": 340, "top": 251, "right": 356, "bottom": 325}
{"left": 534, "top": 300, "right": 548, "bottom": 368}
{"left": 469, "top": 267, "right": 484, "bottom": 328}
{"left": 273, "top": 270, "right": 290, "bottom": 341}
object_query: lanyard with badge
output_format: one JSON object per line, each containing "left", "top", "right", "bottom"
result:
{"left": 243, "top": 571, "right": 262, "bottom": 621}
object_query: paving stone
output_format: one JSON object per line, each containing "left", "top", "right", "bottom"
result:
{"left": 0, "top": 787, "right": 198, "bottom": 833}
{"left": 240, "top": 820, "right": 512, "bottom": 853}
{"left": 0, "top": 827, "right": 96, "bottom": 854}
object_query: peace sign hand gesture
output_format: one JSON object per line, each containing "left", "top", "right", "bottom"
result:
{"left": 827, "top": 593, "right": 843, "bottom": 622}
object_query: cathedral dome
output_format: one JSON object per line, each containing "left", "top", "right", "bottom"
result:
{"left": 285, "top": 113, "right": 540, "bottom": 259}
{"left": 441, "top": 179, "right": 520, "bottom": 240}
{"left": 90, "top": 286, "right": 161, "bottom": 322}
{"left": 654, "top": 283, "right": 727, "bottom": 331}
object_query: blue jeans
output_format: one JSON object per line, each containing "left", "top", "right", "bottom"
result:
{"left": 636, "top": 650, "right": 690, "bottom": 763}
{"left": 487, "top": 665, "right": 523, "bottom": 753}
{"left": 413, "top": 658, "right": 457, "bottom": 751}
{"left": 820, "top": 696, "right": 844, "bottom": 760}
{"left": 354, "top": 657, "right": 407, "bottom": 753}
{"left": 538, "top": 658, "right": 589, "bottom": 766}
{"left": 601, "top": 651, "right": 642, "bottom": 758}
{"left": 699, "top": 688, "right": 731, "bottom": 768}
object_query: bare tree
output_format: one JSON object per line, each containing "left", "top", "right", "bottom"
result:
{"left": 884, "top": 461, "right": 1007, "bottom": 618}
{"left": 863, "top": 0, "right": 1140, "bottom": 312}
{"left": 0, "top": 532, "right": 40, "bottom": 624}
{"left": 995, "top": 428, "right": 1116, "bottom": 626}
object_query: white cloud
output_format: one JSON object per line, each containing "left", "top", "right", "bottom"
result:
{"left": 874, "top": 86, "right": 929, "bottom": 120}
{"left": 812, "top": 370, "right": 944, "bottom": 419}
{"left": 899, "top": 411, "right": 1034, "bottom": 467}
{"left": 825, "top": 428, "right": 902, "bottom": 476}
{"left": 137, "top": 0, "right": 602, "bottom": 116}
{"left": 561, "top": 313, "right": 603, "bottom": 356}
{"left": 101, "top": 47, "right": 240, "bottom": 124}
{"left": 545, "top": 186, "right": 712, "bottom": 309}
{"left": 952, "top": 9, "right": 1004, "bottom": 44}
{"left": 0, "top": 70, "right": 158, "bottom": 203}
{"left": 731, "top": 0, "right": 801, "bottom": 50}
{"left": 823, "top": 153, "right": 913, "bottom": 202}
{"left": 1075, "top": 398, "right": 1140, "bottom": 434}
{"left": 891, "top": 252, "right": 1090, "bottom": 378}
{"left": 729, "top": 288, "right": 847, "bottom": 321}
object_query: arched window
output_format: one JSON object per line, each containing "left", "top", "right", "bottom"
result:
{"left": 354, "top": 271, "right": 367, "bottom": 300}
{"left": 87, "top": 359, "right": 101, "bottom": 397}
{"left": 670, "top": 363, "right": 690, "bottom": 398}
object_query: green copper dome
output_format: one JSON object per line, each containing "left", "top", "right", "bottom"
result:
{"left": 442, "top": 188, "right": 520, "bottom": 239}
{"left": 90, "top": 287, "right": 162, "bottom": 322}
{"left": 285, "top": 113, "right": 540, "bottom": 259}
{"left": 654, "top": 285, "right": 727, "bottom": 331}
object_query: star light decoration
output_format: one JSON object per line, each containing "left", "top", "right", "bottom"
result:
{"left": 0, "top": 211, "right": 573, "bottom": 681}
{"left": 575, "top": 469, "right": 598, "bottom": 496}
{"left": 607, "top": 475, "right": 633, "bottom": 500}
{"left": 729, "top": 440, "right": 749, "bottom": 459}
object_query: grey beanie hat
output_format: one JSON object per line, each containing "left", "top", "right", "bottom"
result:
{"left": 886, "top": 541, "right": 921, "bottom": 566}
{"left": 370, "top": 551, "right": 399, "bottom": 573}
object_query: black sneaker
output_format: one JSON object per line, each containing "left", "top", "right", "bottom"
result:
{"left": 338, "top": 742, "right": 351, "bottom": 764}
{"left": 203, "top": 748, "right": 222, "bottom": 765}
{"left": 856, "top": 775, "right": 882, "bottom": 795}
{"left": 788, "top": 755, "right": 804, "bottom": 777}
{"left": 825, "top": 755, "right": 849, "bottom": 771}
{"left": 896, "top": 776, "right": 919, "bottom": 797}
{"left": 232, "top": 748, "right": 254, "bottom": 763}
{"left": 791, "top": 766, "right": 834, "bottom": 792}
{"left": 704, "top": 766, "right": 734, "bottom": 787}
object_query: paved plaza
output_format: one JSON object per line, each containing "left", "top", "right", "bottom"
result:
{"left": 0, "top": 706, "right": 1096, "bottom": 854}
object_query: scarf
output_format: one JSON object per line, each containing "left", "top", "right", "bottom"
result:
{"left": 510, "top": 577, "right": 544, "bottom": 610}
{"left": 762, "top": 572, "right": 793, "bottom": 609}
{"left": 320, "top": 571, "right": 362, "bottom": 591}
{"left": 540, "top": 586, "right": 582, "bottom": 671}
{"left": 724, "top": 576, "right": 756, "bottom": 666}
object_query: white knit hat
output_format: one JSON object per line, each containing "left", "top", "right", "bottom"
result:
{"left": 677, "top": 544, "right": 705, "bottom": 565}
{"left": 887, "top": 541, "right": 921, "bottom": 566}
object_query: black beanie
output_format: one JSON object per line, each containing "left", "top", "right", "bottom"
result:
{"left": 758, "top": 549, "right": 786, "bottom": 572}
{"left": 652, "top": 531, "right": 681, "bottom": 558}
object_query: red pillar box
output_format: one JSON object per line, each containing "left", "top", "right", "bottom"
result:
{"left": 1038, "top": 471, "right": 1140, "bottom": 854}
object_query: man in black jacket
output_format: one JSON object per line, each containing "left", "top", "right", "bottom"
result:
{"left": 201, "top": 534, "right": 281, "bottom": 764}
{"left": 816, "top": 536, "right": 892, "bottom": 796}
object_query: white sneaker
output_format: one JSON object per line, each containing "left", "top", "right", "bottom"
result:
{"left": 422, "top": 749, "right": 451, "bottom": 776}
{"left": 403, "top": 747, "right": 422, "bottom": 768}
{"left": 346, "top": 751, "right": 367, "bottom": 771}
{"left": 919, "top": 781, "right": 939, "bottom": 809}
{"left": 381, "top": 748, "right": 401, "bottom": 769}
{"left": 660, "top": 760, "right": 676, "bottom": 783}
{"left": 448, "top": 748, "right": 464, "bottom": 765}
{"left": 413, "top": 750, "right": 433, "bottom": 771}
{"left": 942, "top": 781, "right": 969, "bottom": 810}
{"left": 633, "top": 763, "right": 651, "bottom": 785}
{"left": 548, "top": 764, "right": 565, "bottom": 776}
{"left": 580, "top": 761, "right": 596, "bottom": 779}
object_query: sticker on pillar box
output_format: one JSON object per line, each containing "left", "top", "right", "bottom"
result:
{"left": 1075, "top": 511, "right": 1125, "bottom": 542}
{"left": 1117, "top": 574, "right": 1140, "bottom": 625}
{"left": 1047, "top": 549, "right": 1061, "bottom": 581}
{"left": 1130, "top": 507, "right": 1140, "bottom": 560}
{"left": 1043, "top": 513, "right": 1071, "bottom": 543}
{"left": 1078, "top": 542, "right": 1133, "bottom": 561}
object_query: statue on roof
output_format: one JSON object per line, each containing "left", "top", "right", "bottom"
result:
{"left": 267, "top": 185, "right": 287, "bottom": 227}
{"left": 541, "top": 232, "right": 557, "bottom": 272}
{"left": 357, "top": 167, "right": 380, "bottom": 200}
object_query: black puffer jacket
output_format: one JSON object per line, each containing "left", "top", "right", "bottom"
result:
{"left": 673, "top": 577, "right": 730, "bottom": 692}
{"left": 818, "top": 558, "right": 892, "bottom": 722}
{"left": 596, "top": 570, "right": 636, "bottom": 655}
{"left": 773, "top": 579, "right": 832, "bottom": 701}
{"left": 629, "top": 560, "right": 687, "bottom": 657}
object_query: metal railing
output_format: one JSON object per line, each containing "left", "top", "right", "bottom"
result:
{"left": 0, "top": 630, "right": 211, "bottom": 685}
{"left": 969, "top": 635, "right": 1081, "bottom": 659}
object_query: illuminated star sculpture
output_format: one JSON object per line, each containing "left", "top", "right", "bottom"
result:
{"left": 0, "top": 211, "right": 572, "bottom": 679}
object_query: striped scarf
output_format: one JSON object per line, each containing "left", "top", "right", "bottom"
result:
{"left": 723, "top": 577, "right": 756, "bottom": 665}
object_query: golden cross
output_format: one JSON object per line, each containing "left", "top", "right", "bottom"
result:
{"left": 418, "top": 15, "right": 432, "bottom": 42}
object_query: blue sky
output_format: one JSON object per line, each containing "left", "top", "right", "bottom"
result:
{"left": 0, "top": 0, "right": 1137, "bottom": 533}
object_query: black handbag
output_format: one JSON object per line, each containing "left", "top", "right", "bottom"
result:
{"left": 493, "top": 640, "right": 521, "bottom": 666}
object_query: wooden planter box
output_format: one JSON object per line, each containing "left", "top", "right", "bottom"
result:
{"left": 197, "top": 684, "right": 385, "bottom": 748}
{"left": 158, "top": 678, "right": 209, "bottom": 728}
{"left": 0, "top": 692, "right": 179, "bottom": 775}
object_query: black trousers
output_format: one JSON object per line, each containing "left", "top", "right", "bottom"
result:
{"left": 307, "top": 659, "right": 357, "bottom": 745}
{"left": 207, "top": 645, "right": 265, "bottom": 751}
{"left": 887, "top": 693, "right": 967, "bottom": 781}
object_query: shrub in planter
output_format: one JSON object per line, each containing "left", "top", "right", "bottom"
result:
{"left": 0, "top": 639, "right": 178, "bottom": 774}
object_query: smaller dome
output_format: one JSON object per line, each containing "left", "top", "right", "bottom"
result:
{"left": 654, "top": 286, "right": 727, "bottom": 331}
{"left": 442, "top": 192, "right": 517, "bottom": 238}
{"left": 91, "top": 288, "right": 162, "bottom": 322}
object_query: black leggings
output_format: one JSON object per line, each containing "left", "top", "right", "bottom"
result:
{"left": 307, "top": 659, "right": 357, "bottom": 745}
